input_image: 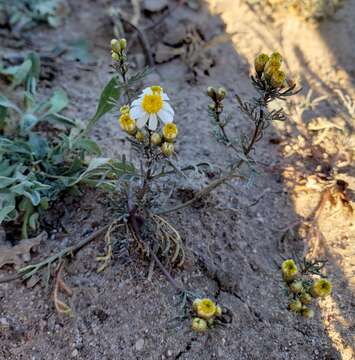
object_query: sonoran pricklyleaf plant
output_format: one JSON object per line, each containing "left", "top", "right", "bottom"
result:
{"left": 0, "top": 52, "right": 134, "bottom": 238}
{"left": 281, "top": 258, "right": 333, "bottom": 318}
{"left": 203, "top": 52, "right": 300, "bottom": 199}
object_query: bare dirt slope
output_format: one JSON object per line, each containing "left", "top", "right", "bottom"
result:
{"left": 0, "top": 0, "right": 354, "bottom": 359}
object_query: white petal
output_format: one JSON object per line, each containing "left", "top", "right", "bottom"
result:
{"left": 162, "top": 102, "right": 174, "bottom": 115}
{"left": 137, "top": 113, "right": 149, "bottom": 128}
{"left": 130, "top": 106, "right": 144, "bottom": 119}
{"left": 142, "top": 87, "right": 152, "bottom": 95}
{"left": 131, "top": 98, "right": 141, "bottom": 107}
{"left": 148, "top": 114, "right": 158, "bottom": 130}
{"left": 162, "top": 92, "right": 170, "bottom": 100}
{"left": 158, "top": 109, "right": 174, "bottom": 123}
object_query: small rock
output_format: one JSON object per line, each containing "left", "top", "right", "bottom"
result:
{"left": 0, "top": 317, "right": 9, "bottom": 328}
{"left": 163, "top": 25, "right": 187, "bottom": 46}
{"left": 135, "top": 338, "right": 145, "bottom": 351}
{"left": 71, "top": 349, "right": 79, "bottom": 357}
{"left": 144, "top": 0, "right": 168, "bottom": 12}
{"left": 166, "top": 349, "right": 173, "bottom": 357}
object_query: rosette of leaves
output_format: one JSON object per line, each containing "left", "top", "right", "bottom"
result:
{"left": 0, "top": 53, "right": 135, "bottom": 238}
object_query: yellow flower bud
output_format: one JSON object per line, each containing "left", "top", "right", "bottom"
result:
{"left": 289, "top": 280, "right": 303, "bottom": 294}
{"left": 264, "top": 58, "right": 282, "bottom": 82}
{"left": 135, "top": 130, "right": 145, "bottom": 142}
{"left": 161, "top": 142, "right": 174, "bottom": 156}
{"left": 311, "top": 279, "right": 332, "bottom": 298}
{"left": 271, "top": 70, "right": 286, "bottom": 88}
{"left": 119, "top": 38, "right": 127, "bottom": 51}
{"left": 111, "top": 51, "right": 120, "bottom": 62}
{"left": 162, "top": 123, "right": 178, "bottom": 142}
{"left": 288, "top": 299, "right": 302, "bottom": 313}
{"left": 270, "top": 52, "right": 283, "bottom": 64}
{"left": 301, "top": 307, "right": 314, "bottom": 319}
{"left": 299, "top": 293, "right": 312, "bottom": 305}
{"left": 196, "top": 298, "right": 217, "bottom": 320}
{"left": 119, "top": 113, "right": 136, "bottom": 134}
{"left": 150, "top": 132, "right": 162, "bottom": 146}
{"left": 217, "top": 87, "right": 226, "bottom": 100}
{"left": 281, "top": 259, "right": 298, "bottom": 283}
{"left": 254, "top": 53, "right": 269, "bottom": 74}
{"left": 265, "top": 58, "right": 282, "bottom": 73}
{"left": 191, "top": 318, "right": 208, "bottom": 333}
{"left": 207, "top": 86, "right": 216, "bottom": 98}
{"left": 120, "top": 105, "right": 130, "bottom": 114}
{"left": 215, "top": 305, "right": 222, "bottom": 317}
{"left": 111, "top": 39, "right": 121, "bottom": 53}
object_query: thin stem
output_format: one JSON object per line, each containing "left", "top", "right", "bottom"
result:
{"left": 129, "top": 212, "right": 182, "bottom": 292}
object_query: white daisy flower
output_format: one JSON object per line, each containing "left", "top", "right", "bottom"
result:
{"left": 129, "top": 86, "right": 174, "bottom": 131}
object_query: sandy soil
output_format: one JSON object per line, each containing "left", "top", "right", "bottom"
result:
{"left": 0, "top": 0, "right": 354, "bottom": 359}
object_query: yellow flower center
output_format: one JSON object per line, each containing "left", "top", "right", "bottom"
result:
{"left": 142, "top": 87, "right": 163, "bottom": 114}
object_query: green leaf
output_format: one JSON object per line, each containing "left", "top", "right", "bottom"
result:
{"left": 0, "top": 205, "right": 16, "bottom": 223}
{"left": 0, "top": 95, "right": 22, "bottom": 113}
{"left": 24, "top": 190, "right": 41, "bottom": 206}
{"left": 66, "top": 157, "right": 111, "bottom": 186}
{"left": 28, "top": 133, "right": 49, "bottom": 159}
{"left": 21, "top": 113, "right": 39, "bottom": 133}
{"left": 46, "top": 88, "right": 69, "bottom": 115}
{"left": 0, "top": 176, "right": 17, "bottom": 189}
{"left": 28, "top": 212, "right": 39, "bottom": 230}
{"left": 85, "top": 77, "right": 120, "bottom": 134}
{"left": 74, "top": 138, "right": 101, "bottom": 155}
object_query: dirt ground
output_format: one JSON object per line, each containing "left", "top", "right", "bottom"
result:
{"left": 0, "top": 0, "right": 354, "bottom": 359}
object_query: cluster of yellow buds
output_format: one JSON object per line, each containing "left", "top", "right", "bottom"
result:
{"left": 281, "top": 259, "right": 332, "bottom": 319}
{"left": 118, "top": 105, "right": 178, "bottom": 157}
{"left": 254, "top": 52, "right": 286, "bottom": 89}
{"left": 191, "top": 298, "right": 222, "bottom": 333}
{"left": 206, "top": 86, "right": 226, "bottom": 114}
{"left": 149, "top": 122, "right": 178, "bottom": 157}
{"left": 111, "top": 38, "right": 127, "bottom": 62}
{"left": 119, "top": 105, "right": 136, "bottom": 135}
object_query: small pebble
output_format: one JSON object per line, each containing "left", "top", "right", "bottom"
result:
{"left": 135, "top": 338, "right": 145, "bottom": 351}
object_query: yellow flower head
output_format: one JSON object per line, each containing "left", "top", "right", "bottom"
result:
{"left": 281, "top": 259, "right": 298, "bottom": 282}
{"left": 111, "top": 51, "right": 120, "bottom": 62}
{"left": 215, "top": 305, "right": 222, "bottom": 317}
{"left": 311, "top": 279, "right": 332, "bottom": 298}
{"left": 301, "top": 307, "right": 314, "bottom": 319}
{"left": 119, "top": 113, "right": 136, "bottom": 134}
{"left": 288, "top": 299, "right": 302, "bottom": 313}
{"left": 135, "top": 130, "right": 145, "bottom": 142}
{"left": 195, "top": 298, "right": 217, "bottom": 320}
{"left": 130, "top": 86, "right": 174, "bottom": 131}
{"left": 254, "top": 53, "right": 270, "bottom": 74}
{"left": 111, "top": 38, "right": 126, "bottom": 53}
{"left": 120, "top": 105, "right": 130, "bottom": 114}
{"left": 270, "top": 52, "right": 283, "bottom": 64}
{"left": 289, "top": 280, "right": 303, "bottom": 294}
{"left": 163, "top": 123, "right": 178, "bottom": 142}
{"left": 271, "top": 70, "right": 286, "bottom": 88}
{"left": 191, "top": 317, "right": 208, "bottom": 333}
{"left": 150, "top": 132, "right": 162, "bottom": 146}
{"left": 299, "top": 293, "right": 312, "bottom": 305}
{"left": 264, "top": 58, "right": 282, "bottom": 79}
{"left": 161, "top": 142, "right": 174, "bottom": 156}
